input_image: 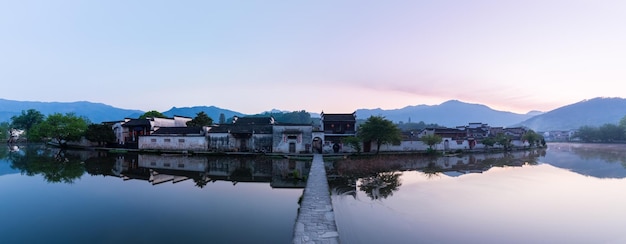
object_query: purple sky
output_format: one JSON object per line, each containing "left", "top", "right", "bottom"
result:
{"left": 1, "top": 0, "right": 625, "bottom": 114}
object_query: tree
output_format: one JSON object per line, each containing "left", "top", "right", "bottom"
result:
{"left": 599, "top": 123, "right": 625, "bottom": 142}
{"left": 357, "top": 116, "right": 402, "bottom": 154}
{"left": 576, "top": 125, "right": 598, "bottom": 142}
{"left": 342, "top": 136, "right": 362, "bottom": 153}
{"left": 522, "top": 130, "right": 543, "bottom": 147}
{"left": 495, "top": 133, "right": 512, "bottom": 151}
{"left": 186, "top": 111, "right": 213, "bottom": 127}
{"left": 139, "top": 110, "right": 166, "bottom": 119}
{"left": 85, "top": 124, "right": 116, "bottom": 146}
{"left": 0, "top": 122, "right": 9, "bottom": 142}
{"left": 32, "top": 113, "right": 89, "bottom": 146}
{"left": 481, "top": 137, "right": 496, "bottom": 150}
{"left": 11, "top": 109, "right": 44, "bottom": 133}
{"left": 420, "top": 134, "right": 442, "bottom": 150}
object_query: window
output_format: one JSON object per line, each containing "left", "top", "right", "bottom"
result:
{"left": 164, "top": 139, "right": 171, "bottom": 143}
{"left": 151, "top": 138, "right": 157, "bottom": 143}
{"left": 178, "top": 164, "right": 185, "bottom": 168}
{"left": 287, "top": 135, "right": 297, "bottom": 140}
{"left": 150, "top": 162, "right": 156, "bottom": 166}
{"left": 164, "top": 163, "right": 171, "bottom": 167}
{"left": 178, "top": 139, "right": 185, "bottom": 143}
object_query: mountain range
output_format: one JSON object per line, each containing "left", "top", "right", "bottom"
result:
{"left": 2, "top": 97, "right": 626, "bottom": 132}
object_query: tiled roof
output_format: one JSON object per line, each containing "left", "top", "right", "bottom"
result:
{"left": 153, "top": 127, "right": 203, "bottom": 135}
{"left": 122, "top": 119, "right": 151, "bottom": 127}
{"left": 322, "top": 113, "right": 356, "bottom": 122}
{"left": 208, "top": 124, "right": 273, "bottom": 134}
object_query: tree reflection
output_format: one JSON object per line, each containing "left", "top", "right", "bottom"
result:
{"left": 359, "top": 171, "right": 402, "bottom": 200}
{"left": 9, "top": 145, "right": 85, "bottom": 183}
{"left": 422, "top": 161, "right": 442, "bottom": 179}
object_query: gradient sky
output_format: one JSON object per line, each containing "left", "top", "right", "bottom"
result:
{"left": 2, "top": 0, "right": 625, "bottom": 114}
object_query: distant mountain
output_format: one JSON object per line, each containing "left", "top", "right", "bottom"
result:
{"left": 0, "top": 99, "right": 143, "bottom": 123}
{"left": 356, "top": 100, "right": 538, "bottom": 127}
{"left": 162, "top": 106, "right": 245, "bottom": 122}
{"left": 517, "top": 97, "right": 626, "bottom": 131}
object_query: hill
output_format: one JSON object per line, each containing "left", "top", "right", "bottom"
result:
{"left": 162, "top": 106, "right": 245, "bottom": 122}
{"left": 0, "top": 99, "right": 143, "bottom": 123}
{"left": 517, "top": 97, "right": 626, "bottom": 131}
{"left": 356, "top": 100, "right": 539, "bottom": 127}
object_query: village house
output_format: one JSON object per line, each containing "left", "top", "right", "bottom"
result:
{"left": 207, "top": 116, "right": 274, "bottom": 152}
{"left": 319, "top": 112, "right": 357, "bottom": 153}
{"left": 137, "top": 127, "right": 208, "bottom": 151}
{"left": 104, "top": 112, "right": 534, "bottom": 154}
{"left": 112, "top": 116, "right": 192, "bottom": 148}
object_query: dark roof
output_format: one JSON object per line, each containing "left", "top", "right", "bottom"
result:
{"left": 322, "top": 113, "right": 356, "bottom": 122}
{"left": 153, "top": 127, "right": 203, "bottom": 135}
{"left": 208, "top": 124, "right": 273, "bottom": 134}
{"left": 122, "top": 119, "right": 151, "bottom": 127}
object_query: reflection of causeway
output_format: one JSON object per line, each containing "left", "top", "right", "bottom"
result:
{"left": 111, "top": 154, "right": 310, "bottom": 188}
{"left": 329, "top": 149, "right": 545, "bottom": 199}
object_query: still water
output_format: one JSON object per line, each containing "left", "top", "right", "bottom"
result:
{"left": 329, "top": 143, "right": 626, "bottom": 244}
{"left": 0, "top": 145, "right": 308, "bottom": 244}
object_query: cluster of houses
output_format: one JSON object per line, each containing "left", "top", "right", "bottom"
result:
{"left": 105, "top": 112, "right": 541, "bottom": 154}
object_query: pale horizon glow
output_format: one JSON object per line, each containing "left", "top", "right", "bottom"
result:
{"left": 2, "top": 1, "right": 626, "bottom": 115}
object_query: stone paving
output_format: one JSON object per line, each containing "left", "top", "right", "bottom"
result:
{"left": 293, "top": 154, "right": 340, "bottom": 244}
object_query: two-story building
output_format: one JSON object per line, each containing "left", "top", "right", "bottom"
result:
{"left": 320, "top": 112, "right": 357, "bottom": 153}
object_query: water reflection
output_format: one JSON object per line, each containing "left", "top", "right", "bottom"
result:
{"left": 544, "top": 142, "right": 626, "bottom": 178}
{"left": 8, "top": 145, "right": 85, "bottom": 183}
{"left": 0, "top": 145, "right": 305, "bottom": 244}
{"left": 2, "top": 144, "right": 310, "bottom": 189}
{"left": 329, "top": 149, "right": 544, "bottom": 200}
{"left": 331, "top": 145, "right": 626, "bottom": 244}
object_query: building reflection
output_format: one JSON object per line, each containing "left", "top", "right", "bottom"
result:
{"left": 328, "top": 149, "right": 545, "bottom": 200}
{"left": 99, "top": 154, "right": 310, "bottom": 189}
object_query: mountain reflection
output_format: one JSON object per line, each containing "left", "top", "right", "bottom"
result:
{"left": 542, "top": 143, "right": 626, "bottom": 178}
{"left": 4, "top": 144, "right": 311, "bottom": 188}
{"left": 328, "top": 149, "right": 544, "bottom": 200}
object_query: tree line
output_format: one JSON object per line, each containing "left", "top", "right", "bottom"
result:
{"left": 574, "top": 116, "right": 626, "bottom": 142}
{"left": 5, "top": 109, "right": 214, "bottom": 147}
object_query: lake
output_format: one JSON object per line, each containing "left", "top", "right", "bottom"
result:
{"left": 329, "top": 143, "right": 626, "bottom": 244}
{"left": 0, "top": 145, "right": 308, "bottom": 244}
{"left": 2, "top": 143, "right": 626, "bottom": 244}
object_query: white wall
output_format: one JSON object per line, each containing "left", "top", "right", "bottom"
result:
{"left": 138, "top": 135, "right": 207, "bottom": 151}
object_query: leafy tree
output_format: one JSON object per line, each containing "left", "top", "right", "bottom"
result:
{"left": 420, "top": 134, "right": 442, "bottom": 150}
{"left": 522, "top": 130, "right": 543, "bottom": 147}
{"left": 342, "top": 136, "right": 362, "bottom": 153}
{"left": 139, "top": 110, "right": 166, "bottom": 119}
{"left": 481, "top": 137, "right": 496, "bottom": 150}
{"left": 495, "top": 133, "right": 512, "bottom": 151}
{"left": 32, "top": 113, "right": 89, "bottom": 146}
{"left": 10, "top": 109, "right": 44, "bottom": 133}
{"left": 0, "top": 122, "right": 9, "bottom": 141}
{"left": 85, "top": 124, "right": 116, "bottom": 146}
{"left": 575, "top": 125, "right": 598, "bottom": 142}
{"left": 186, "top": 111, "right": 213, "bottom": 127}
{"left": 619, "top": 115, "right": 626, "bottom": 130}
{"left": 357, "top": 116, "right": 402, "bottom": 154}
{"left": 599, "top": 123, "right": 625, "bottom": 142}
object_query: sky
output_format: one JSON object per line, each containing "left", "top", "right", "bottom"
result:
{"left": 1, "top": 0, "right": 626, "bottom": 115}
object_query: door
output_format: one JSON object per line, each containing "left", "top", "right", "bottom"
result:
{"left": 289, "top": 142, "right": 296, "bottom": 153}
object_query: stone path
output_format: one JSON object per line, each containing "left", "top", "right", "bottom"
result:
{"left": 293, "top": 154, "right": 340, "bottom": 244}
